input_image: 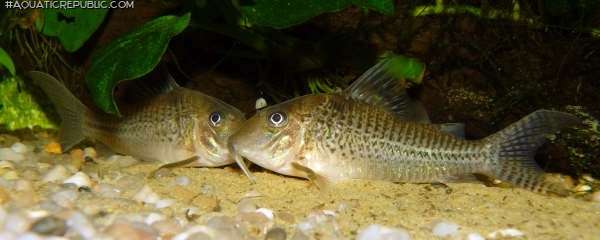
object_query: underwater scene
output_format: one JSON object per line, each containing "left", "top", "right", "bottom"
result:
{"left": 1, "top": 1, "right": 600, "bottom": 239}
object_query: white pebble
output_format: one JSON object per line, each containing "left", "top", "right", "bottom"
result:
{"left": 11, "top": 142, "right": 32, "bottom": 154}
{"left": 356, "top": 224, "right": 410, "bottom": 240}
{"left": 0, "top": 148, "right": 24, "bottom": 162}
{"left": 62, "top": 172, "right": 91, "bottom": 188}
{"left": 432, "top": 221, "right": 459, "bottom": 237}
{"left": 488, "top": 228, "right": 524, "bottom": 238}
{"left": 173, "top": 175, "right": 191, "bottom": 186}
{"left": 155, "top": 199, "right": 176, "bottom": 209}
{"left": 256, "top": 208, "right": 274, "bottom": 220}
{"left": 467, "top": 232, "right": 485, "bottom": 240}
{"left": 133, "top": 185, "right": 160, "bottom": 204}
{"left": 42, "top": 165, "right": 69, "bottom": 183}
{"left": 3, "top": 212, "right": 31, "bottom": 234}
{"left": 83, "top": 147, "right": 97, "bottom": 159}
{"left": 67, "top": 211, "right": 97, "bottom": 238}
{"left": 172, "top": 225, "right": 218, "bottom": 240}
{"left": 255, "top": 97, "right": 268, "bottom": 110}
{"left": 14, "top": 232, "right": 45, "bottom": 240}
{"left": 107, "top": 155, "right": 139, "bottom": 167}
{"left": 237, "top": 198, "right": 257, "bottom": 213}
{"left": 50, "top": 189, "right": 78, "bottom": 208}
{"left": 95, "top": 184, "right": 121, "bottom": 198}
{"left": 145, "top": 213, "right": 166, "bottom": 225}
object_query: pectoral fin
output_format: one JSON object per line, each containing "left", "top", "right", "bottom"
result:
{"left": 291, "top": 162, "right": 331, "bottom": 189}
{"left": 146, "top": 156, "right": 197, "bottom": 179}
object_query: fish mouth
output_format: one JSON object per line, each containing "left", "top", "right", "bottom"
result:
{"left": 230, "top": 131, "right": 287, "bottom": 170}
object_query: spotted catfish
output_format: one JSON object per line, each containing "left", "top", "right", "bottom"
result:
{"left": 28, "top": 71, "right": 246, "bottom": 168}
{"left": 230, "top": 57, "right": 579, "bottom": 195}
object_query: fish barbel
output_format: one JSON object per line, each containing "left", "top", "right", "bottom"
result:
{"left": 230, "top": 57, "right": 579, "bottom": 195}
{"left": 28, "top": 71, "right": 245, "bottom": 167}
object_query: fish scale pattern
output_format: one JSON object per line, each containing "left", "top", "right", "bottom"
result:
{"left": 307, "top": 94, "right": 486, "bottom": 182}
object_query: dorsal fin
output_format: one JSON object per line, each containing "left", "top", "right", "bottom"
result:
{"left": 343, "top": 56, "right": 430, "bottom": 123}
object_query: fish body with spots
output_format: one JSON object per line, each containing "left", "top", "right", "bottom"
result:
{"left": 28, "top": 71, "right": 245, "bottom": 167}
{"left": 230, "top": 57, "right": 578, "bottom": 195}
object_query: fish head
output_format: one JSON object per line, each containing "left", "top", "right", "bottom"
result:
{"left": 190, "top": 93, "right": 246, "bottom": 167}
{"left": 230, "top": 98, "right": 311, "bottom": 178}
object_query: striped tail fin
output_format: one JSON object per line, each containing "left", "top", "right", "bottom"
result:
{"left": 485, "top": 110, "right": 579, "bottom": 196}
{"left": 27, "top": 71, "right": 90, "bottom": 152}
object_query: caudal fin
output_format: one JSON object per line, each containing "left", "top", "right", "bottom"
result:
{"left": 27, "top": 71, "right": 89, "bottom": 151}
{"left": 485, "top": 110, "right": 579, "bottom": 196}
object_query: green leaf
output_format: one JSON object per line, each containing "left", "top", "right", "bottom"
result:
{"left": 0, "top": 48, "right": 16, "bottom": 76}
{"left": 385, "top": 54, "right": 425, "bottom": 84}
{"left": 36, "top": 0, "right": 109, "bottom": 52}
{"left": 85, "top": 13, "right": 191, "bottom": 116}
{"left": 240, "top": 0, "right": 393, "bottom": 29}
{"left": 0, "top": 76, "right": 57, "bottom": 130}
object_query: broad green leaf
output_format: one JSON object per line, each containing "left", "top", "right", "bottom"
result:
{"left": 36, "top": 0, "right": 109, "bottom": 52}
{"left": 0, "top": 76, "right": 57, "bottom": 130}
{"left": 240, "top": 0, "right": 393, "bottom": 29}
{"left": 85, "top": 13, "right": 191, "bottom": 116}
{"left": 386, "top": 55, "right": 425, "bottom": 84}
{"left": 0, "top": 48, "right": 16, "bottom": 76}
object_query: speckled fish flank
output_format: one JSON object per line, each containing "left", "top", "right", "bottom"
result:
{"left": 230, "top": 58, "right": 579, "bottom": 195}
{"left": 28, "top": 71, "right": 245, "bottom": 167}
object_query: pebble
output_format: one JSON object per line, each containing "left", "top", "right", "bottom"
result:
{"left": 62, "top": 172, "right": 91, "bottom": 188}
{"left": 133, "top": 185, "right": 160, "bottom": 204}
{"left": 11, "top": 142, "right": 32, "bottom": 154}
{"left": 41, "top": 165, "right": 69, "bottom": 183}
{"left": 294, "top": 210, "right": 341, "bottom": 239}
{"left": 43, "top": 142, "right": 62, "bottom": 154}
{"left": 237, "top": 198, "right": 258, "bottom": 213}
{"left": 154, "top": 199, "right": 176, "bottom": 209}
{"left": 467, "top": 232, "right": 485, "bottom": 240}
{"left": 145, "top": 213, "right": 165, "bottom": 225}
{"left": 107, "top": 155, "right": 139, "bottom": 168}
{"left": 104, "top": 219, "right": 158, "bottom": 240}
{"left": 432, "top": 220, "right": 459, "bottom": 237}
{"left": 356, "top": 224, "right": 410, "bottom": 240}
{"left": 0, "top": 148, "right": 24, "bottom": 162}
{"left": 172, "top": 225, "right": 219, "bottom": 240}
{"left": 50, "top": 189, "right": 78, "bottom": 208}
{"left": 66, "top": 212, "right": 96, "bottom": 238}
{"left": 172, "top": 175, "right": 191, "bottom": 186}
{"left": 83, "top": 147, "right": 97, "bottom": 160}
{"left": 265, "top": 227, "right": 287, "bottom": 240}
{"left": 31, "top": 216, "right": 67, "bottom": 236}
{"left": 151, "top": 219, "right": 183, "bottom": 238}
{"left": 487, "top": 228, "right": 524, "bottom": 238}
{"left": 94, "top": 183, "right": 121, "bottom": 198}
{"left": 3, "top": 212, "right": 31, "bottom": 234}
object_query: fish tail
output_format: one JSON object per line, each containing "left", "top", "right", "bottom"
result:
{"left": 485, "top": 110, "right": 579, "bottom": 196}
{"left": 27, "top": 71, "right": 90, "bottom": 151}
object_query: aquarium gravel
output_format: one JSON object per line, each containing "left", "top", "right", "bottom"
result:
{"left": 0, "top": 131, "right": 599, "bottom": 240}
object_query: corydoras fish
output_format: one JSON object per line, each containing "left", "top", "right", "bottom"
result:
{"left": 230, "top": 58, "right": 579, "bottom": 195}
{"left": 28, "top": 71, "right": 245, "bottom": 167}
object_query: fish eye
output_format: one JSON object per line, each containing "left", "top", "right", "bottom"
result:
{"left": 209, "top": 112, "right": 222, "bottom": 126}
{"left": 268, "top": 111, "right": 287, "bottom": 127}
